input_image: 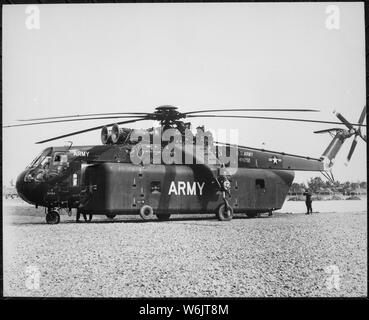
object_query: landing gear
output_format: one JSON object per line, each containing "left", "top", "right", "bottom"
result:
{"left": 215, "top": 168, "right": 233, "bottom": 221}
{"left": 106, "top": 214, "right": 116, "bottom": 219}
{"left": 46, "top": 210, "right": 60, "bottom": 225}
{"left": 217, "top": 203, "right": 233, "bottom": 221}
{"left": 139, "top": 205, "right": 154, "bottom": 221}
{"left": 157, "top": 213, "right": 171, "bottom": 221}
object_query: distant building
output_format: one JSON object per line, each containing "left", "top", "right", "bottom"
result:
{"left": 317, "top": 187, "right": 333, "bottom": 196}
{"left": 348, "top": 187, "right": 367, "bottom": 195}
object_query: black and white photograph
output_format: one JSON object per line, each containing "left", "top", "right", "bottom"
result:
{"left": 2, "top": 1, "right": 367, "bottom": 303}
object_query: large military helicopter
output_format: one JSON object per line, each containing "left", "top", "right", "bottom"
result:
{"left": 5, "top": 105, "right": 366, "bottom": 224}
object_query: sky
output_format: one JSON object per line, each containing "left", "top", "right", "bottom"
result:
{"left": 2, "top": 2, "right": 366, "bottom": 185}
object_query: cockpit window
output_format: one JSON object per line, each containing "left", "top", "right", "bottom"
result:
{"left": 41, "top": 156, "right": 51, "bottom": 168}
{"left": 27, "top": 148, "right": 52, "bottom": 168}
{"left": 53, "top": 152, "right": 68, "bottom": 164}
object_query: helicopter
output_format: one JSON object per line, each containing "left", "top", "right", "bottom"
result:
{"left": 5, "top": 105, "right": 366, "bottom": 224}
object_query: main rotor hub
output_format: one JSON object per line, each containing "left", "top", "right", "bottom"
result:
{"left": 155, "top": 105, "right": 178, "bottom": 112}
{"left": 151, "top": 105, "right": 186, "bottom": 123}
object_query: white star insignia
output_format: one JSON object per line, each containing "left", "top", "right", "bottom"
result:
{"left": 268, "top": 156, "right": 282, "bottom": 165}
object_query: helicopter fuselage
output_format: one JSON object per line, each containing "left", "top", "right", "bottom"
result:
{"left": 15, "top": 143, "right": 325, "bottom": 219}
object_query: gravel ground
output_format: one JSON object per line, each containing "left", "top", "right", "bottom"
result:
{"left": 3, "top": 199, "right": 367, "bottom": 297}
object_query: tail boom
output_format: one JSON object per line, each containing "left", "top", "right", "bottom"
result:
{"left": 320, "top": 130, "right": 351, "bottom": 169}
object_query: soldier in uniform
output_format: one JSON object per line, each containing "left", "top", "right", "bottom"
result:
{"left": 303, "top": 189, "right": 313, "bottom": 214}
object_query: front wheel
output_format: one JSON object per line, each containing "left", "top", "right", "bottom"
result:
{"left": 216, "top": 204, "right": 233, "bottom": 221}
{"left": 106, "top": 214, "right": 116, "bottom": 219}
{"left": 46, "top": 210, "right": 60, "bottom": 225}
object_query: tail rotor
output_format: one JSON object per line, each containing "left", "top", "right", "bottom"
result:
{"left": 334, "top": 106, "right": 367, "bottom": 165}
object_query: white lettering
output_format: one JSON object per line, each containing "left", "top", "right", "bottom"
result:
{"left": 71, "top": 150, "right": 90, "bottom": 157}
{"left": 187, "top": 181, "right": 196, "bottom": 195}
{"left": 197, "top": 182, "right": 205, "bottom": 195}
{"left": 178, "top": 181, "right": 186, "bottom": 195}
{"left": 139, "top": 304, "right": 173, "bottom": 317}
{"left": 168, "top": 181, "right": 177, "bottom": 195}
{"left": 168, "top": 181, "right": 205, "bottom": 195}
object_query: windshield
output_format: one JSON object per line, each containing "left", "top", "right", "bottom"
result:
{"left": 27, "top": 148, "right": 53, "bottom": 168}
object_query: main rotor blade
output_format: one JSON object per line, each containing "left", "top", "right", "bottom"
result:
{"left": 18, "top": 112, "right": 151, "bottom": 122}
{"left": 358, "top": 105, "right": 367, "bottom": 125}
{"left": 3, "top": 115, "right": 149, "bottom": 128}
{"left": 187, "top": 114, "right": 367, "bottom": 127}
{"left": 346, "top": 137, "right": 358, "bottom": 165}
{"left": 334, "top": 111, "right": 354, "bottom": 130}
{"left": 184, "top": 108, "right": 320, "bottom": 115}
{"left": 35, "top": 118, "right": 150, "bottom": 144}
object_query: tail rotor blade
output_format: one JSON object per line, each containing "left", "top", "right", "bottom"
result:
{"left": 334, "top": 111, "right": 354, "bottom": 131}
{"left": 358, "top": 106, "right": 367, "bottom": 125}
{"left": 356, "top": 106, "right": 367, "bottom": 140}
{"left": 345, "top": 137, "right": 358, "bottom": 166}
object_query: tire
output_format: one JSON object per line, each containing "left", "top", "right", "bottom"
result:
{"left": 106, "top": 214, "right": 116, "bottom": 219}
{"left": 216, "top": 204, "right": 233, "bottom": 221}
{"left": 157, "top": 213, "right": 171, "bottom": 221}
{"left": 46, "top": 210, "right": 60, "bottom": 225}
{"left": 139, "top": 205, "right": 154, "bottom": 221}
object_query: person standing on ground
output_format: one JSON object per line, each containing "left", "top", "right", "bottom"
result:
{"left": 303, "top": 189, "right": 313, "bottom": 214}
{"left": 76, "top": 211, "right": 93, "bottom": 222}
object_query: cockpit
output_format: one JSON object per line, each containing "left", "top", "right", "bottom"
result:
{"left": 24, "top": 148, "right": 69, "bottom": 182}
{"left": 27, "top": 147, "right": 53, "bottom": 169}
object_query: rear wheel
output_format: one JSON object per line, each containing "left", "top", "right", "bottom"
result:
{"left": 46, "top": 210, "right": 60, "bottom": 225}
{"left": 139, "top": 205, "right": 154, "bottom": 221}
{"left": 157, "top": 213, "right": 171, "bottom": 221}
{"left": 216, "top": 204, "right": 233, "bottom": 221}
{"left": 106, "top": 214, "right": 116, "bottom": 219}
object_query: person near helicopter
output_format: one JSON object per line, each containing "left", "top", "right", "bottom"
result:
{"left": 303, "top": 189, "right": 313, "bottom": 214}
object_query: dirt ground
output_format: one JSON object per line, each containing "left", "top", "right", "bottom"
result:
{"left": 2, "top": 197, "right": 367, "bottom": 297}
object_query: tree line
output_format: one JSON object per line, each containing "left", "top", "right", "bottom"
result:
{"left": 289, "top": 177, "right": 367, "bottom": 195}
